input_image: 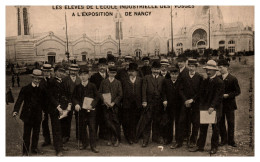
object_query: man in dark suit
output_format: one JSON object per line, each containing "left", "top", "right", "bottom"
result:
{"left": 160, "top": 58, "right": 171, "bottom": 79}
{"left": 89, "top": 58, "right": 108, "bottom": 140}
{"left": 141, "top": 61, "right": 165, "bottom": 147}
{"left": 61, "top": 64, "right": 81, "bottom": 143}
{"left": 162, "top": 66, "right": 181, "bottom": 145}
{"left": 13, "top": 69, "right": 44, "bottom": 156}
{"left": 73, "top": 65, "right": 100, "bottom": 153}
{"left": 171, "top": 59, "right": 203, "bottom": 149}
{"left": 47, "top": 65, "right": 71, "bottom": 156}
{"left": 121, "top": 62, "right": 142, "bottom": 144}
{"left": 140, "top": 57, "right": 152, "bottom": 76}
{"left": 218, "top": 59, "right": 241, "bottom": 147}
{"left": 190, "top": 60, "right": 224, "bottom": 154}
{"left": 40, "top": 64, "right": 53, "bottom": 147}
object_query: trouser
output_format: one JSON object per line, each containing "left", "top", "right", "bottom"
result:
{"left": 122, "top": 102, "right": 140, "bottom": 142}
{"left": 17, "top": 81, "right": 20, "bottom": 87}
{"left": 74, "top": 111, "right": 79, "bottom": 140}
{"left": 219, "top": 110, "right": 235, "bottom": 144}
{"left": 23, "top": 120, "right": 41, "bottom": 154}
{"left": 42, "top": 112, "right": 51, "bottom": 143}
{"left": 60, "top": 111, "right": 73, "bottom": 139}
{"left": 174, "top": 106, "right": 181, "bottom": 142}
{"left": 178, "top": 106, "right": 200, "bottom": 145}
{"left": 95, "top": 104, "right": 108, "bottom": 140}
{"left": 79, "top": 110, "right": 97, "bottom": 148}
{"left": 49, "top": 112, "right": 63, "bottom": 152}
{"left": 197, "top": 122, "right": 220, "bottom": 149}
{"left": 103, "top": 106, "right": 121, "bottom": 141}
{"left": 142, "top": 100, "right": 163, "bottom": 144}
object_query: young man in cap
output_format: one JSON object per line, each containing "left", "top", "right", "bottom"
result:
{"left": 218, "top": 59, "right": 241, "bottom": 147}
{"left": 89, "top": 58, "right": 108, "bottom": 140}
{"left": 141, "top": 60, "right": 165, "bottom": 147}
{"left": 162, "top": 66, "right": 182, "bottom": 145}
{"left": 61, "top": 64, "right": 81, "bottom": 143}
{"left": 171, "top": 59, "right": 203, "bottom": 149}
{"left": 121, "top": 62, "right": 142, "bottom": 144}
{"left": 40, "top": 64, "right": 53, "bottom": 147}
{"left": 141, "top": 57, "right": 152, "bottom": 76}
{"left": 99, "top": 66, "right": 123, "bottom": 147}
{"left": 73, "top": 65, "right": 100, "bottom": 153}
{"left": 190, "top": 60, "right": 224, "bottom": 154}
{"left": 160, "top": 58, "right": 171, "bottom": 79}
{"left": 47, "top": 65, "right": 71, "bottom": 156}
{"left": 107, "top": 55, "right": 116, "bottom": 68}
{"left": 13, "top": 69, "right": 44, "bottom": 156}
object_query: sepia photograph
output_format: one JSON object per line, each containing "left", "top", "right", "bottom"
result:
{"left": 5, "top": 4, "right": 255, "bottom": 157}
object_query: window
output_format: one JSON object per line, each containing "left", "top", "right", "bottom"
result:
{"left": 82, "top": 55, "right": 86, "bottom": 61}
{"left": 154, "top": 49, "right": 160, "bottom": 56}
{"left": 228, "top": 40, "right": 235, "bottom": 44}
{"left": 177, "top": 43, "right": 183, "bottom": 47}
{"left": 219, "top": 41, "right": 225, "bottom": 45}
{"left": 228, "top": 46, "right": 235, "bottom": 53}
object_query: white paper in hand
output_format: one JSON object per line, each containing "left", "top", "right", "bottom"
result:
{"left": 82, "top": 97, "right": 94, "bottom": 110}
{"left": 102, "top": 93, "right": 112, "bottom": 105}
{"left": 200, "top": 110, "right": 217, "bottom": 124}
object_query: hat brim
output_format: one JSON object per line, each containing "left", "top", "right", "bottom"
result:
{"left": 161, "top": 63, "right": 170, "bottom": 66}
{"left": 30, "top": 74, "right": 44, "bottom": 78}
{"left": 69, "top": 68, "right": 80, "bottom": 71}
{"left": 203, "top": 66, "right": 218, "bottom": 70}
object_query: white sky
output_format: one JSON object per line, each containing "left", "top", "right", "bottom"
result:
{"left": 6, "top": 6, "right": 254, "bottom": 40}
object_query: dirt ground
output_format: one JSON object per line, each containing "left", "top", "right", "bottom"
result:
{"left": 5, "top": 56, "right": 254, "bottom": 156}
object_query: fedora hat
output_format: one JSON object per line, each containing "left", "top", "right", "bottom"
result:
{"left": 30, "top": 69, "right": 44, "bottom": 78}
{"left": 54, "top": 64, "right": 65, "bottom": 72}
{"left": 69, "top": 64, "right": 80, "bottom": 71}
{"left": 203, "top": 60, "right": 218, "bottom": 70}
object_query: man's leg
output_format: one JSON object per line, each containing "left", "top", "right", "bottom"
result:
{"left": 31, "top": 121, "right": 41, "bottom": 151}
{"left": 41, "top": 113, "right": 51, "bottom": 145}
{"left": 226, "top": 110, "right": 236, "bottom": 146}
{"left": 219, "top": 110, "right": 228, "bottom": 145}
{"left": 23, "top": 122, "right": 32, "bottom": 155}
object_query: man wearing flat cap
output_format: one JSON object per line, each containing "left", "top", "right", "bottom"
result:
{"left": 46, "top": 64, "right": 71, "bottom": 156}
{"left": 141, "top": 60, "right": 165, "bottom": 147}
{"left": 162, "top": 66, "right": 182, "bottom": 145}
{"left": 13, "top": 69, "right": 44, "bottom": 156}
{"left": 172, "top": 59, "right": 203, "bottom": 149}
{"left": 62, "top": 64, "right": 81, "bottom": 143}
{"left": 190, "top": 60, "right": 224, "bottom": 155}
{"left": 141, "top": 57, "right": 152, "bottom": 76}
{"left": 218, "top": 59, "right": 241, "bottom": 147}
{"left": 40, "top": 64, "right": 53, "bottom": 147}
{"left": 89, "top": 58, "right": 108, "bottom": 140}
{"left": 121, "top": 62, "right": 142, "bottom": 145}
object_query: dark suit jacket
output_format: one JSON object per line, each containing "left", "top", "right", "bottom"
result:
{"left": 72, "top": 82, "right": 99, "bottom": 109}
{"left": 179, "top": 72, "right": 203, "bottom": 110}
{"left": 219, "top": 73, "right": 241, "bottom": 111}
{"left": 13, "top": 83, "right": 43, "bottom": 123}
{"left": 160, "top": 71, "right": 171, "bottom": 79}
{"left": 89, "top": 72, "right": 108, "bottom": 90}
{"left": 39, "top": 77, "right": 50, "bottom": 113}
{"left": 62, "top": 75, "right": 81, "bottom": 103}
{"left": 99, "top": 78, "right": 123, "bottom": 106}
{"left": 47, "top": 77, "right": 71, "bottom": 114}
{"left": 199, "top": 76, "right": 225, "bottom": 118}
{"left": 141, "top": 65, "right": 152, "bottom": 76}
{"left": 142, "top": 75, "right": 165, "bottom": 103}
{"left": 122, "top": 76, "right": 143, "bottom": 109}
{"left": 178, "top": 67, "right": 189, "bottom": 80}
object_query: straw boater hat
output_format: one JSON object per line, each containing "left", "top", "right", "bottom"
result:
{"left": 69, "top": 64, "right": 80, "bottom": 71}
{"left": 41, "top": 64, "right": 52, "bottom": 71}
{"left": 160, "top": 59, "right": 170, "bottom": 66}
{"left": 30, "top": 69, "right": 44, "bottom": 78}
{"left": 125, "top": 55, "right": 133, "bottom": 60}
{"left": 203, "top": 60, "right": 219, "bottom": 70}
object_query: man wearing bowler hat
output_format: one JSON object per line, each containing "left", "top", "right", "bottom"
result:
{"left": 89, "top": 58, "right": 108, "bottom": 140}
{"left": 141, "top": 57, "right": 152, "bottom": 76}
{"left": 13, "top": 69, "right": 44, "bottom": 156}
{"left": 121, "top": 62, "right": 142, "bottom": 144}
{"left": 62, "top": 63, "right": 81, "bottom": 143}
{"left": 218, "top": 59, "right": 240, "bottom": 147}
{"left": 189, "top": 60, "right": 224, "bottom": 154}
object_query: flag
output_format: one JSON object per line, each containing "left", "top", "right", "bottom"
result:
{"left": 116, "top": 21, "right": 123, "bottom": 40}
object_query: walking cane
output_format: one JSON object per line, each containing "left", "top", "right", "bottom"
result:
{"left": 77, "top": 111, "right": 80, "bottom": 150}
{"left": 13, "top": 116, "right": 30, "bottom": 156}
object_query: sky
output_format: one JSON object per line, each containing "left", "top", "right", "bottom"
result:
{"left": 5, "top": 6, "right": 254, "bottom": 40}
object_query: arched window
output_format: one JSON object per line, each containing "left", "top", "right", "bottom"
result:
{"left": 107, "top": 51, "right": 112, "bottom": 55}
{"left": 228, "top": 40, "right": 236, "bottom": 54}
{"left": 228, "top": 40, "right": 235, "bottom": 44}
{"left": 219, "top": 41, "right": 225, "bottom": 45}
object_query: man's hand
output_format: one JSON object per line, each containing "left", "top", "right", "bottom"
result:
{"left": 67, "top": 103, "right": 72, "bottom": 111}
{"left": 223, "top": 94, "right": 229, "bottom": 99}
{"left": 110, "top": 102, "right": 115, "bottom": 107}
{"left": 208, "top": 107, "right": 214, "bottom": 114}
{"left": 57, "top": 105, "right": 62, "bottom": 112}
{"left": 163, "top": 101, "right": 167, "bottom": 111}
{"left": 75, "top": 104, "right": 81, "bottom": 112}
{"left": 12, "top": 112, "right": 18, "bottom": 117}
{"left": 142, "top": 102, "right": 147, "bottom": 108}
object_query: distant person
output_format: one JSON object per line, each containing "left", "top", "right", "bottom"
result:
{"left": 17, "top": 73, "right": 20, "bottom": 87}
{"left": 12, "top": 74, "right": 15, "bottom": 87}
{"left": 140, "top": 57, "right": 152, "bottom": 76}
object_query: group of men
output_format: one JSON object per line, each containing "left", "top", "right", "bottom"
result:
{"left": 12, "top": 55, "right": 241, "bottom": 156}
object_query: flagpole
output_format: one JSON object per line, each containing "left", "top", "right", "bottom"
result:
{"left": 118, "top": 19, "right": 121, "bottom": 57}
{"left": 65, "top": 12, "right": 70, "bottom": 62}
{"left": 208, "top": 8, "right": 211, "bottom": 49}
{"left": 171, "top": 6, "right": 174, "bottom": 56}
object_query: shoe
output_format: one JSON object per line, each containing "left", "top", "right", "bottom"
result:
{"left": 41, "top": 142, "right": 51, "bottom": 147}
{"left": 80, "top": 145, "right": 87, "bottom": 150}
{"left": 22, "top": 152, "right": 29, "bottom": 156}
{"left": 170, "top": 143, "right": 182, "bottom": 149}
{"left": 128, "top": 140, "right": 133, "bottom": 145}
{"left": 189, "top": 146, "right": 204, "bottom": 152}
{"left": 31, "top": 148, "right": 43, "bottom": 154}
{"left": 189, "top": 143, "right": 196, "bottom": 148}
{"left": 91, "top": 147, "right": 99, "bottom": 153}
{"left": 56, "top": 151, "right": 63, "bottom": 156}
{"left": 107, "top": 141, "right": 112, "bottom": 146}
{"left": 62, "top": 137, "right": 69, "bottom": 144}
{"left": 61, "top": 146, "right": 69, "bottom": 151}
{"left": 142, "top": 142, "right": 148, "bottom": 147}
{"left": 209, "top": 148, "right": 217, "bottom": 154}
{"left": 219, "top": 141, "right": 227, "bottom": 146}
{"left": 113, "top": 140, "right": 119, "bottom": 147}
{"left": 228, "top": 143, "right": 237, "bottom": 147}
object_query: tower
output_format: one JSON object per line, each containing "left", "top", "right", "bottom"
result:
{"left": 16, "top": 6, "right": 30, "bottom": 36}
